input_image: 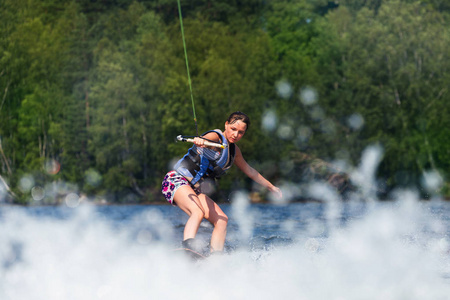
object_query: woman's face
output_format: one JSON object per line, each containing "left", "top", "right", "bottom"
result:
{"left": 224, "top": 120, "right": 246, "bottom": 143}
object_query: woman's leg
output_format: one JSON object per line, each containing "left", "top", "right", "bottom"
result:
{"left": 173, "top": 185, "right": 228, "bottom": 252}
{"left": 197, "top": 194, "right": 229, "bottom": 252}
{"left": 173, "top": 185, "right": 205, "bottom": 240}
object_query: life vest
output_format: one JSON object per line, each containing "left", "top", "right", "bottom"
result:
{"left": 174, "top": 130, "right": 236, "bottom": 188}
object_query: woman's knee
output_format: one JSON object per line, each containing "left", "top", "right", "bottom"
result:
{"left": 215, "top": 214, "right": 228, "bottom": 229}
{"left": 190, "top": 208, "right": 205, "bottom": 221}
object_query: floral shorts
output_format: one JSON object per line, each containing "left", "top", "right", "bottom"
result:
{"left": 161, "top": 171, "right": 200, "bottom": 205}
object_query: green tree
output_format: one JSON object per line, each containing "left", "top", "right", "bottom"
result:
{"left": 311, "top": 1, "right": 450, "bottom": 192}
{"left": 87, "top": 3, "right": 174, "bottom": 200}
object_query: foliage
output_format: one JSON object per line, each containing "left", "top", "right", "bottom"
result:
{"left": 0, "top": 0, "right": 449, "bottom": 204}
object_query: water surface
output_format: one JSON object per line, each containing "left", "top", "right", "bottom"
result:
{"left": 1, "top": 198, "right": 450, "bottom": 300}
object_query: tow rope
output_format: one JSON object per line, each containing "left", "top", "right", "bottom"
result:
{"left": 177, "top": 0, "right": 198, "bottom": 136}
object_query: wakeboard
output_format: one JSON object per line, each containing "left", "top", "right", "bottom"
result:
{"left": 174, "top": 248, "right": 207, "bottom": 261}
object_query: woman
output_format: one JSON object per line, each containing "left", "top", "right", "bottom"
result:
{"left": 161, "top": 111, "right": 282, "bottom": 254}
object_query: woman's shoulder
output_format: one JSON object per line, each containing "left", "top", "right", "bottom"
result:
{"left": 205, "top": 129, "right": 223, "bottom": 136}
{"left": 202, "top": 129, "right": 223, "bottom": 142}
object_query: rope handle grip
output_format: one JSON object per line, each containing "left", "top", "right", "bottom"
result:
{"left": 177, "top": 135, "right": 227, "bottom": 149}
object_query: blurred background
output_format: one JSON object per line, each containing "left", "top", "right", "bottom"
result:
{"left": 2, "top": 3, "right": 450, "bottom": 299}
{"left": 0, "top": 0, "right": 449, "bottom": 205}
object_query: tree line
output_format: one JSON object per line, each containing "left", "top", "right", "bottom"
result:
{"left": 0, "top": 0, "right": 449, "bottom": 204}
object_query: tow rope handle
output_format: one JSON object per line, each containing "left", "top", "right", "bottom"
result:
{"left": 177, "top": 135, "right": 227, "bottom": 149}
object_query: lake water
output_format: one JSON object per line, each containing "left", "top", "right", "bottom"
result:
{"left": 1, "top": 194, "right": 450, "bottom": 300}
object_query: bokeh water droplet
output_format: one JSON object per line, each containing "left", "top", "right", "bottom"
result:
{"left": 310, "top": 106, "right": 325, "bottom": 121}
{"left": 297, "top": 125, "right": 312, "bottom": 143}
{"left": 19, "top": 175, "right": 35, "bottom": 193}
{"left": 31, "top": 186, "right": 45, "bottom": 201}
{"left": 277, "top": 123, "right": 294, "bottom": 140}
{"left": 276, "top": 79, "right": 293, "bottom": 99}
{"left": 300, "top": 87, "right": 318, "bottom": 106}
{"left": 421, "top": 170, "right": 443, "bottom": 193}
{"left": 347, "top": 113, "right": 365, "bottom": 130}
{"left": 65, "top": 193, "right": 80, "bottom": 208}
{"left": 261, "top": 109, "right": 277, "bottom": 132}
{"left": 85, "top": 169, "right": 102, "bottom": 187}
{"left": 45, "top": 159, "right": 60, "bottom": 175}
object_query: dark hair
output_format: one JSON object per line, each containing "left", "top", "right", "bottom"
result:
{"left": 227, "top": 111, "right": 250, "bottom": 131}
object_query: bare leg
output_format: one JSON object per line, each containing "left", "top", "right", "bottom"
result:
{"left": 197, "top": 194, "right": 228, "bottom": 252}
{"left": 173, "top": 185, "right": 229, "bottom": 252}
{"left": 173, "top": 185, "right": 205, "bottom": 240}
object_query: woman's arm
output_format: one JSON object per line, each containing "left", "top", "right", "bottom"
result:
{"left": 192, "top": 131, "right": 222, "bottom": 149}
{"left": 234, "top": 145, "right": 282, "bottom": 199}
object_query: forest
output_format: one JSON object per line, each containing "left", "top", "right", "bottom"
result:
{"left": 0, "top": 0, "right": 449, "bottom": 204}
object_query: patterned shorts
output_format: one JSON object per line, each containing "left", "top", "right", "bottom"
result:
{"left": 161, "top": 171, "right": 199, "bottom": 205}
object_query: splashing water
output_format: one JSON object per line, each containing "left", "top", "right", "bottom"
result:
{"left": 1, "top": 144, "right": 450, "bottom": 300}
{"left": 1, "top": 197, "right": 449, "bottom": 300}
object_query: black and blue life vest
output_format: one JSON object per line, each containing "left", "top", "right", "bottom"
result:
{"left": 174, "top": 130, "right": 235, "bottom": 188}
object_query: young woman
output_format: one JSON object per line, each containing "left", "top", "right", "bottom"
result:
{"left": 161, "top": 111, "right": 282, "bottom": 254}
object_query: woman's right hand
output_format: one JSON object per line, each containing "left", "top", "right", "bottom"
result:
{"left": 193, "top": 137, "right": 205, "bottom": 147}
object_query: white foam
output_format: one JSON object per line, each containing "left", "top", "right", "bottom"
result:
{"left": 0, "top": 198, "right": 449, "bottom": 300}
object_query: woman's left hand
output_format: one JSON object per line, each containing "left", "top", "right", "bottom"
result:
{"left": 270, "top": 186, "right": 283, "bottom": 200}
